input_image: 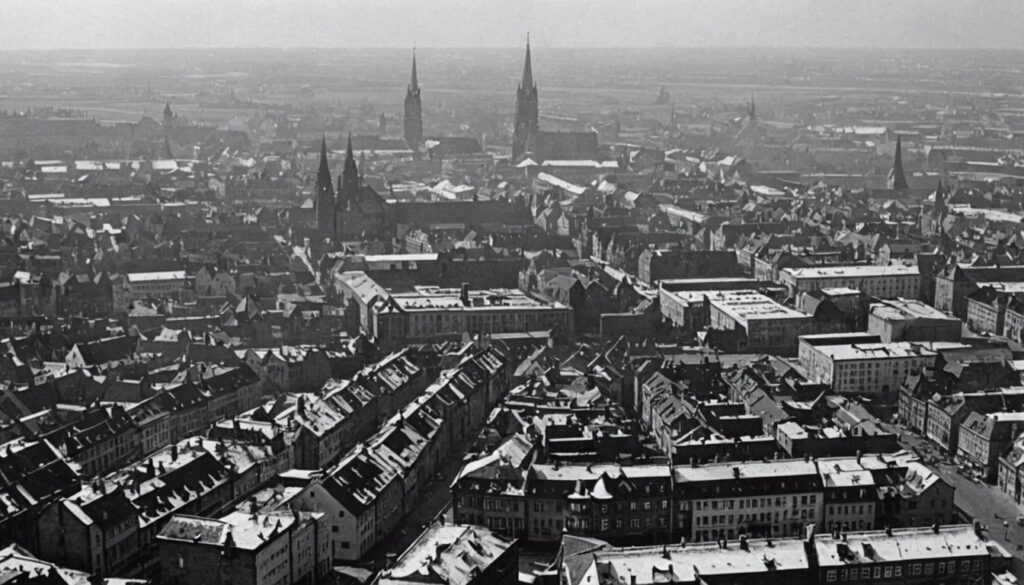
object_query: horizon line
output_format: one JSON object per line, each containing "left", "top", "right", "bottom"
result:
{"left": 0, "top": 45, "right": 1022, "bottom": 53}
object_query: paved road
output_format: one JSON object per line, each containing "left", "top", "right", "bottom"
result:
{"left": 888, "top": 422, "right": 1024, "bottom": 574}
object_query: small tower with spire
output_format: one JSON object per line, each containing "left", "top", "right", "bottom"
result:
{"left": 403, "top": 48, "right": 423, "bottom": 150}
{"left": 748, "top": 93, "right": 756, "bottom": 122}
{"left": 888, "top": 134, "right": 909, "bottom": 190}
{"left": 512, "top": 35, "right": 539, "bottom": 161}
{"left": 315, "top": 135, "right": 335, "bottom": 234}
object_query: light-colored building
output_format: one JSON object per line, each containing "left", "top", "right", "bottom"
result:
{"left": 368, "top": 283, "right": 571, "bottom": 346}
{"left": 780, "top": 265, "right": 920, "bottom": 299}
{"left": 157, "top": 510, "right": 330, "bottom": 585}
{"left": 677, "top": 459, "right": 824, "bottom": 542}
{"left": 867, "top": 298, "right": 961, "bottom": 342}
{"left": 114, "top": 270, "right": 188, "bottom": 311}
{"left": 956, "top": 411, "right": 1024, "bottom": 481}
{"left": 561, "top": 533, "right": 811, "bottom": 585}
{"left": 706, "top": 290, "right": 814, "bottom": 355}
{"left": 819, "top": 467, "right": 876, "bottom": 533}
{"left": 800, "top": 341, "right": 937, "bottom": 396}
{"left": 658, "top": 278, "right": 769, "bottom": 330}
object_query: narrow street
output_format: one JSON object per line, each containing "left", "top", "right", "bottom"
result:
{"left": 354, "top": 442, "right": 471, "bottom": 572}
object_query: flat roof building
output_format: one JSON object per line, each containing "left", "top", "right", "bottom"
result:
{"left": 813, "top": 524, "right": 1011, "bottom": 585}
{"left": 706, "top": 290, "right": 814, "bottom": 355}
{"left": 780, "top": 265, "right": 920, "bottom": 299}
{"left": 363, "top": 280, "right": 571, "bottom": 347}
{"left": 868, "top": 298, "right": 962, "bottom": 342}
{"left": 560, "top": 524, "right": 1010, "bottom": 585}
{"left": 801, "top": 341, "right": 938, "bottom": 396}
{"left": 659, "top": 278, "right": 782, "bottom": 331}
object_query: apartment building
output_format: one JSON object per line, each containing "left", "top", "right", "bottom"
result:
{"left": 800, "top": 341, "right": 937, "bottom": 396}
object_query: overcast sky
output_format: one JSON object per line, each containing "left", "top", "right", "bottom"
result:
{"left": 1, "top": 0, "right": 1021, "bottom": 51}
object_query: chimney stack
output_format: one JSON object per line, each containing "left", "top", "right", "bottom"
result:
{"left": 460, "top": 283, "right": 470, "bottom": 305}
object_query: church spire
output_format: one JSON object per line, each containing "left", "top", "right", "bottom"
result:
{"left": 888, "top": 134, "right": 908, "bottom": 190}
{"left": 933, "top": 178, "right": 947, "bottom": 215}
{"left": 521, "top": 34, "right": 534, "bottom": 91}
{"left": 341, "top": 133, "right": 360, "bottom": 204}
{"left": 410, "top": 47, "right": 419, "bottom": 91}
{"left": 315, "top": 134, "right": 335, "bottom": 233}
{"left": 512, "top": 35, "right": 540, "bottom": 161}
{"left": 404, "top": 48, "right": 423, "bottom": 150}
{"left": 318, "top": 134, "right": 331, "bottom": 183}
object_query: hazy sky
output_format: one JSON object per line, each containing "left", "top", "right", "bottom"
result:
{"left": 1, "top": 0, "right": 1022, "bottom": 51}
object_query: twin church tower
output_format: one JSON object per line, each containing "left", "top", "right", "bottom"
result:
{"left": 316, "top": 40, "right": 538, "bottom": 234}
{"left": 402, "top": 39, "right": 538, "bottom": 158}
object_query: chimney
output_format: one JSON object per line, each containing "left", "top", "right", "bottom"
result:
{"left": 931, "top": 523, "right": 939, "bottom": 534}
{"left": 460, "top": 283, "right": 470, "bottom": 305}
{"left": 171, "top": 444, "right": 178, "bottom": 461}
{"left": 739, "top": 535, "right": 749, "bottom": 551}
{"left": 804, "top": 523, "right": 816, "bottom": 543}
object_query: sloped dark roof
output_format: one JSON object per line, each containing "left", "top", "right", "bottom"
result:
{"left": 527, "top": 131, "right": 600, "bottom": 161}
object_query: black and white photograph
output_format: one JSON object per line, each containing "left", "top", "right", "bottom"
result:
{"left": 0, "top": 1, "right": 1022, "bottom": 584}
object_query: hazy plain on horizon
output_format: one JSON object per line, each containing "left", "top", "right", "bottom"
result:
{"left": 1, "top": 0, "right": 1023, "bottom": 52}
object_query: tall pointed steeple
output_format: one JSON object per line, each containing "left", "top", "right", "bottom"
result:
{"left": 888, "top": 134, "right": 908, "bottom": 190}
{"left": 512, "top": 34, "right": 540, "bottom": 161}
{"left": 933, "top": 179, "right": 947, "bottom": 217}
{"left": 521, "top": 35, "right": 534, "bottom": 91}
{"left": 315, "top": 134, "right": 335, "bottom": 233}
{"left": 411, "top": 47, "right": 419, "bottom": 90}
{"left": 749, "top": 93, "right": 756, "bottom": 121}
{"left": 403, "top": 48, "right": 423, "bottom": 150}
{"left": 340, "top": 133, "right": 360, "bottom": 210}
{"left": 162, "top": 102, "right": 175, "bottom": 156}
